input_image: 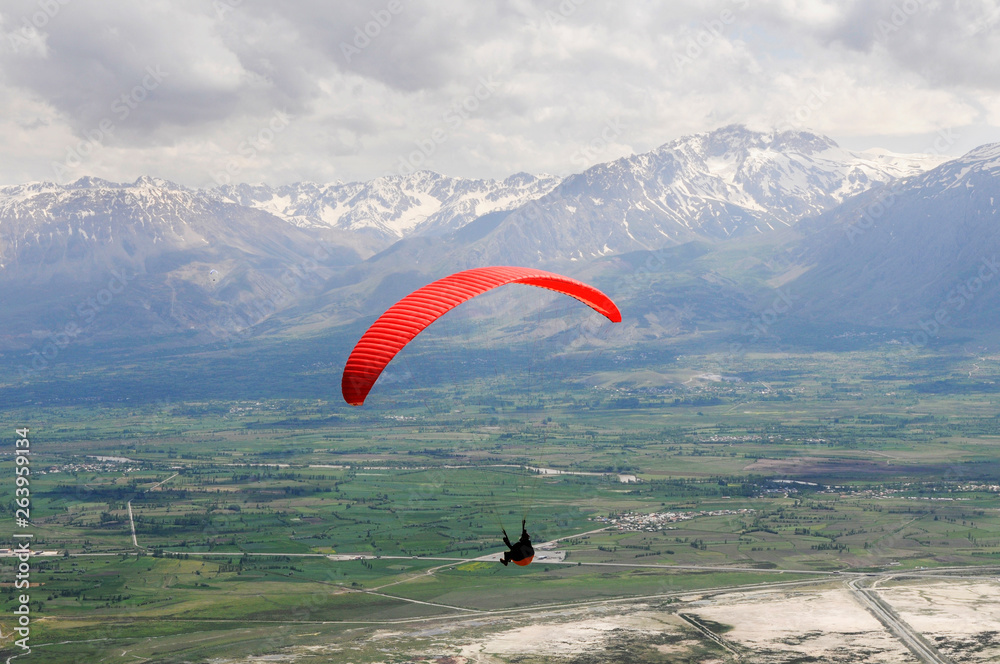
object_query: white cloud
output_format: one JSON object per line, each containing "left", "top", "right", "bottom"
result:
{"left": 0, "top": 0, "right": 995, "bottom": 187}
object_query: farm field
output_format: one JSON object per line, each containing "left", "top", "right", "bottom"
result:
{"left": 2, "top": 346, "right": 999, "bottom": 662}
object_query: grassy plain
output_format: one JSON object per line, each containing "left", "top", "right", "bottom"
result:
{"left": 1, "top": 341, "right": 999, "bottom": 662}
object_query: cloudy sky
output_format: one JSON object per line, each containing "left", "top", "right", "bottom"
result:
{"left": 1, "top": 0, "right": 997, "bottom": 188}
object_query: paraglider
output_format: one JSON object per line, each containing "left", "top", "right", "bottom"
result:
{"left": 500, "top": 519, "right": 534, "bottom": 566}
{"left": 341, "top": 266, "right": 621, "bottom": 569}
{"left": 209, "top": 269, "right": 219, "bottom": 283}
{"left": 341, "top": 266, "right": 622, "bottom": 406}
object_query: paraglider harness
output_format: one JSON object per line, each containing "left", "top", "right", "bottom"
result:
{"left": 500, "top": 520, "right": 534, "bottom": 566}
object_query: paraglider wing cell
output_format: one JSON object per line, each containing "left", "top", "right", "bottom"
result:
{"left": 341, "top": 266, "right": 622, "bottom": 405}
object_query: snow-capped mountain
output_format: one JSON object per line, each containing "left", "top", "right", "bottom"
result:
{"left": 465, "top": 125, "right": 949, "bottom": 263}
{"left": 678, "top": 125, "right": 945, "bottom": 226}
{"left": 788, "top": 141, "right": 1000, "bottom": 328}
{"left": 0, "top": 125, "right": 963, "bottom": 351}
{"left": 0, "top": 125, "right": 945, "bottom": 277}
{"left": 211, "top": 170, "right": 560, "bottom": 244}
{"left": 0, "top": 176, "right": 340, "bottom": 279}
{"left": 0, "top": 176, "right": 358, "bottom": 345}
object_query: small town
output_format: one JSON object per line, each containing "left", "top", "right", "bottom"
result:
{"left": 597, "top": 508, "right": 756, "bottom": 532}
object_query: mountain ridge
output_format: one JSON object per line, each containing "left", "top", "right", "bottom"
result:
{"left": 0, "top": 125, "right": 975, "bottom": 355}
{"left": 786, "top": 140, "right": 1000, "bottom": 329}
{"left": 447, "top": 125, "right": 950, "bottom": 264}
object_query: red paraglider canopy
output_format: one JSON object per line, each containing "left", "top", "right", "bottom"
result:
{"left": 341, "top": 266, "right": 622, "bottom": 406}
{"left": 513, "top": 555, "right": 533, "bottom": 566}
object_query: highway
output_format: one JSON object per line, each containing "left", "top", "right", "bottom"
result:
{"left": 847, "top": 575, "right": 954, "bottom": 664}
{"left": 59, "top": 512, "right": 995, "bottom": 664}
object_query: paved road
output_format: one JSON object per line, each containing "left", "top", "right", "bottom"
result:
{"left": 126, "top": 471, "right": 180, "bottom": 550}
{"left": 847, "top": 576, "right": 953, "bottom": 664}
{"left": 126, "top": 501, "right": 138, "bottom": 547}
{"left": 27, "top": 562, "right": 998, "bottom": 661}
{"left": 678, "top": 612, "right": 747, "bottom": 659}
{"left": 60, "top": 509, "right": 988, "bottom": 664}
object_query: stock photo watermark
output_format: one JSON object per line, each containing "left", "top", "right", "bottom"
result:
{"left": 211, "top": 240, "right": 339, "bottom": 349}
{"left": 726, "top": 288, "right": 798, "bottom": 363}
{"left": 213, "top": 0, "right": 242, "bottom": 20}
{"left": 210, "top": 109, "right": 291, "bottom": 185}
{"left": 874, "top": 0, "right": 931, "bottom": 41}
{"left": 672, "top": 0, "right": 750, "bottom": 74}
{"left": 775, "top": 84, "right": 832, "bottom": 133}
{"left": 9, "top": 427, "right": 34, "bottom": 654}
{"left": 17, "top": 269, "right": 135, "bottom": 378}
{"left": 845, "top": 127, "right": 958, "bottom": 243}
{"left": 390, "top": 73, "right": 499, "bottom": 176}
{"left": 569, "top": 117, "right": 625, "bottom": 170}
{"left": 4, "top": 0, "right": 71, "bottom": 51}
{"left": 897, "top": 256, "right": 1000, "bottom": 353}
{"left": 340, "top": 0, "right": 404, "bottom": 63}
{"left": 51, "top": 65, "right": 168, "bottom": 180}
{"left": 543, "top": 0, "right": 589, "bottom": 27}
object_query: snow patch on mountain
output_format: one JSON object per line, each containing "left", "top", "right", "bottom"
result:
{"left": 211, "top": 171, "right": 560, "bottom": 241}
{"left": 470, "top": 125, "right": 951, "bottom": 263}
{"left": 0, "top": 126, "right": 957, "bottom": 272}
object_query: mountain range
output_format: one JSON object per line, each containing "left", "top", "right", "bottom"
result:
{"left": 1, "top": 124, "right": 996, "bottom": 366}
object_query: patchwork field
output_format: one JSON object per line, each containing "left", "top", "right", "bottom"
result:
{"left": 1, "top": 347, "right": 999, "bottom": 661}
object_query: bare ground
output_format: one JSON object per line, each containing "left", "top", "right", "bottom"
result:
{"left": 208, "top": 578, "right": 1000, "bottom": 663}
{"left": 878, "top": 579, "right": 1000, "bottom": 663}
